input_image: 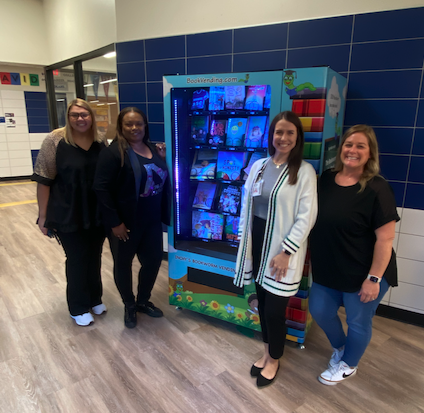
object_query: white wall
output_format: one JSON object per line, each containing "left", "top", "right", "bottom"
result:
{"left": 0, "top": 0, "right": 50, "bottom": 65}
{"left": 40, "top": 0, "right": 116, "bottom": 64}
{"left": 115, "top": 0, "right": 423, "bottom": 42}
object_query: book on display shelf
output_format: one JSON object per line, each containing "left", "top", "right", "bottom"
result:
{"left": 216, "top": 151, "right": 248, "bottom": 181}
{"left": 191, "top": 88, "right": 209, "bottom": 110}
{"left": 208, "top": 86, "right": 225, "bottom": 111}
{"left": 208, "top": 119, "right": 227, "bottom": 146}
{"left": 191, "top": 116, "right": 209, "bottom": 144}
{"left": 245, "top": 116, "right": 267, "bottom": 148}
{"left": 192, "top": 211, "right": 224, "bottom": 240}
{"left": 224, "top": 215, "right": 240, "bottom": 242}
{"left": 190, "top": 149, "right": 217, "bottom": 180}
{"left": 243, "top": 152, "right": 267, "bottom": 178}
{"left": 192, "top": 182, "right": 217, "bottom": 210}
{"left": 225, "top": 118, "right": 247, "bottom": 147}
{"left": 244, "top": 85, "right": 266, "bottom": 111}
{"left": 225, "top": 85, "right": 245, "bottom": 110}
{"left": 217, "top": 184, "right": 242, "bottom": 215}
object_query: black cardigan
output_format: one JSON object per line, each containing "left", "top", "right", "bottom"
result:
{"left": 93, "top": 141, "right": 171, "bottom": 230}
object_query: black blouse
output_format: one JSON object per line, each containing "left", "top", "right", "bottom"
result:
{"left": 310, "top": 169, "right": 400, "bottom": 292}
{"left": 32, "top": 132, "right": 105, "bottom": 232}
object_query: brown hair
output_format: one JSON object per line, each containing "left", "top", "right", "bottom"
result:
{"left": 334, "top": 124, "right": 380, "bottom": 192}
{"left": 267, "top": 111, "right": 305, "bottom": 185}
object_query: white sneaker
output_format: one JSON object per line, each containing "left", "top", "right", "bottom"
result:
{"left": 328, "top": 346, "right": 344, "bottom": 368}
{"left": 318, "top": 361, "right": 357, "bottom": 386}
{"left": 70, "top": 312, "right": 94, "bottom": 326}
{"left": 91, "top": 303, "right": 107, "bottom": 315}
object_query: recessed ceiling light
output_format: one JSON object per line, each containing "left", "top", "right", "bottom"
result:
{"left": 103, "top": 51, "right": 116, "bottom": 58}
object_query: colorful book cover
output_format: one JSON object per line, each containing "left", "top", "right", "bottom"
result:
{"left": 225, "top": 216, "right": 240, "bottom": 242}
{"left": 244, "top": 85, "right": 266, "bottom": 111}
{"left": 190, "top": 149, "right": 217, "bottom": 180}
{"left": 225, "top": 86, "right": 245, "bottom": 110}
{"left": 208, "top": 86, "right": 225, "bottom": 111}
{"left": 226, "top": 118, "right": 247, "bottom": 147}
{"left": 191, "top": 116, "right": 209, "bottom": 144}
{"left": 218, "top": 184, "right": 242, "bottom": 215}
{"left": 191, "top": 89, "right": 209, "bottom": 110}
{"left": 263, "top": 85, "right": 271, "bottom": 109}
{"left": 192, "top": 211, "right": 224, "bottom": 240}
{"left": 245, "top": 116, "right": 267, "bottom": 148}
{"left": 243, "top": 152, "right": 267, "bottom": 177}
{"left": 192, "top": 182, "right": 217, "bottom": 209}
{"left": 208, "top": 119, "right": 227, "bottom": 146}
{"left": 216, "top": 151, "right": 247, "bottom": 181}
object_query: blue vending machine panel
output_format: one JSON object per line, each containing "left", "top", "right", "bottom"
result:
{"left": 163, "top": 72, "right": 282, "bottom": 330}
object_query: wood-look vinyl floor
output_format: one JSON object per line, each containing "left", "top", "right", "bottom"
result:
{"left": 1, "top": 181, "right": 424, "bottom": 413}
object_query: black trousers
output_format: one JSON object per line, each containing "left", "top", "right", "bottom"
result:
{"left": 109, "top": 219, "right": 163, "bottom": 307}
{"left": 57, "top": 227, "right": 105, "bottom": 316}
{"left": 252, "top": 216, "right": 290, "bottom": 360}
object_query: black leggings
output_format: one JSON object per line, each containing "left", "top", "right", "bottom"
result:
{"left": 109, "top": 220, "right": 163, "bottom": 307}
{"left": 57, "top": 227, "right": 105, "bottom": 316}
{"left": 252, "top": 216, "right": 290, "bottom": 360}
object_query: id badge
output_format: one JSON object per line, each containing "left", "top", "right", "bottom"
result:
{"left": 252, "top": 179, "right": 263, "bottom": 197}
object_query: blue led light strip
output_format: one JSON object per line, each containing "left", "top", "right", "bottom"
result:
{"left": 173, "top": 99, "right": 181, "bottom": 235}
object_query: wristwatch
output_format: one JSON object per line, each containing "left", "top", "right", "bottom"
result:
{"left": 367, "top": 274, "right": 382, "bottom": 283}
{"left": 282, "top": 249, "right": 291, "bottom": 256}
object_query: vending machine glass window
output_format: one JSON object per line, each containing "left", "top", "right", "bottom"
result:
{"left": 171, "top": 85, "right": 271, "bottom": 261}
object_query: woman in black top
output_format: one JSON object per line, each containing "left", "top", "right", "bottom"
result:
{"left": 94, "top": 107, "right": 170, "bottom": 328}
{"left": 32, "top": 98, "right": 106, "bottom": 326}
{"left": 309, "top": 124, "right": 399, "bottom": 386}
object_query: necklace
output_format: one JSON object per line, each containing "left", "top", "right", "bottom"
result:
{"left": 272, "top": 157, "right": 285, "bottom": 168}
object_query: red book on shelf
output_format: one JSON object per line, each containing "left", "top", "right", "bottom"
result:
{"left": 307, "top": 99, "right": 326, "bottom": 117}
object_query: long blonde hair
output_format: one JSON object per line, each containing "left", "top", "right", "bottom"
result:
{"left": 57, "top": 98, "right": 100, "bottom": 146}
{"left": 334, "top": 124, "right": 380, "bottom": 192}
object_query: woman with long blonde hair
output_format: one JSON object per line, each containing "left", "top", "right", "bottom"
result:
{"left": 32, "top": 98, "right": 107, "bottom": 326}
{"left": 309, "top": 125, "right": 399, "bottom": 385}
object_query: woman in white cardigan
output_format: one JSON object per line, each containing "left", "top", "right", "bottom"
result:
{"left": 234, "top": 111, "right": 317, "bottom": 388}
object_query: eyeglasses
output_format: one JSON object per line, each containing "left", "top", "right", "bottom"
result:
{"left": 69, "top": 112, "right": 91, "bottom": 120}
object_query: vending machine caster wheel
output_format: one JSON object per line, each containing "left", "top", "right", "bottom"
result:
{"left": 176, "top": 306, "right": 183, "bottom": 310}
{"left": 297, "top": 343, "right": 305, "bottom": 350}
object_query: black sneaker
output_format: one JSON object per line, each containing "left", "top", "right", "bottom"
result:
{"left": 124, "top": 305, "right": 137, "bottom": 328}
{"left": 136, "top": 301, "right": 163, "bottom": 317}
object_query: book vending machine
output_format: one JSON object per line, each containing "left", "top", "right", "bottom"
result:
{"left": 163, "top": 68, "right": 347, "bottom": 344}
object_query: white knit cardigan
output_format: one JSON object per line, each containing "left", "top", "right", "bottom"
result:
{"left": 234, "top": 158, "right": 318, "bottom": 296}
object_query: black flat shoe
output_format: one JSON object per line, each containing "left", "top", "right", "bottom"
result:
{"left": 250, "top": 364, "right": 264, "bottom": 377}
{"left": 136, "top": 301, "right": 163, "bottom": 318}
{"left": 257, "top": 362, "right": 280, "bottom": 388}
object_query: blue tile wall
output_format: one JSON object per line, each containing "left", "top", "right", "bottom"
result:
{"left": 288, "top": 16, "right": 353, "bottom": 48}
{"left": 234, "top": 24, "right": 288, "bottom": 53}
{"left": 233, "top": 50, "right": 286, "bottom": 72}
{"left": 380, "top": 154, "right": 409, "bottom": 181}
{"left": 146, "top": 36, "right": 185, "bottom": 60}
{"left": 117, "top": 62, "right": 145, "bottom": 83}
{"left": 116, "top": 6, "right": 424, "bottom": 210}
{"left": 374, "top": 128, "right": 413, "bottom": 155}
{"left": 347, "top": 71, "right": 422, "bottom": 99}
{"left": 187, "top": 55, "right": 232, "bottom": 75}
{"left": 24, "top": 91, "right": 50, "bottom": 133}
{"left": 287, "top": 45, "right": 351, "bottom": 73}
{"left": 353, "top": 7, "right": 424, "bottom": 42}
{"left": 187, "top": 31, "right": 232, "bottom": 57}
{"left": 412, "top": 129, "right": 424, "bottom": 155}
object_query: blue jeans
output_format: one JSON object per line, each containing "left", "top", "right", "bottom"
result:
{"left": 309, "top": 278, "right": 389, "bottom": 367}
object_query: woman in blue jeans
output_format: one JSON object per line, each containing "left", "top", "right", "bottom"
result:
{"left": 309, "top": 125, "right": 399, "bottom": 385}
